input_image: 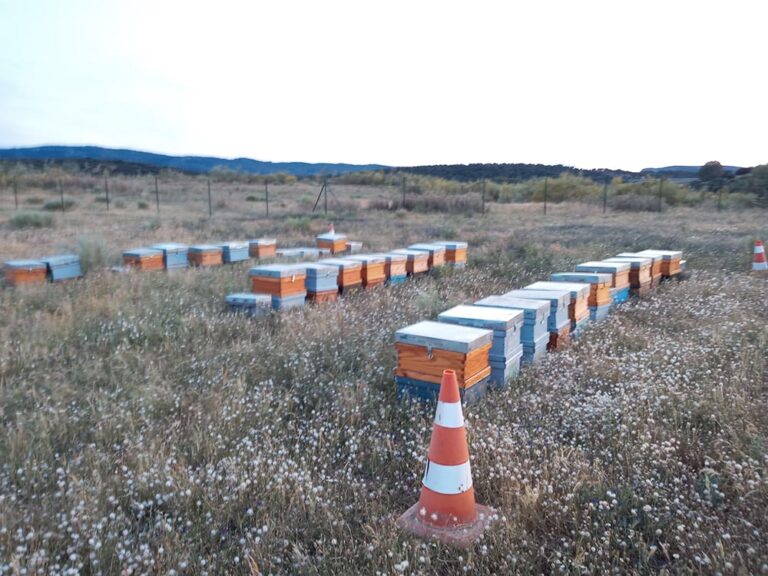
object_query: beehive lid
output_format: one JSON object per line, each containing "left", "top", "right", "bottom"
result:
{"left": 506, "top": 288, "right": 570, "bottom": 306}
{"left": 384, "top": 252, "right": 408, "bottom": 262}
{"left": 40, "top": 254, "right": 80, "bottom": 266}
{"left": 249, "top": 264, "right": 307, "bottom": 278}
{"left": 475, "top": 296, "right": 549, "bottom": 322}
{"left": 438, "top": 304, "right": 524, "bottom": 331}
{"left": 345, "top": 254, "right": 386, "bottom": 264}
{"left": 576, "top": 261, "right": 631, "bottom": 273}
{"left": 124, "top": 248, "right": 163, "bottom": 257}
{"left": 603, "top": 256, "right": 652, "bottom": 268}
{"left": 395, "top": 320, "right": 492, "bottom": 353}
{"left": 495, "top": 295, "right": 553, "bottom": 314}
{"left": 635, "top": 249, "right": 682, "bottom": 260}
{"left": 616, "top": 252, "right": 659, "bottom": 263}
{"left": 250, "top": 238, "right": 277, "bottom": 245}
{"left": 303, "top": 263, "right": 337, "bottom": 277}
{"left": 391, "top": 249, "right": 428, "bottom": 258}
{"left": 408, "top": 243, "right": 447, "bottom": 254}
{"left": 276, "top": 248, "right": 304, "bottom": 257}
{"left": 4, "top": 259, "right": 46, "bottom": 269}
{"left": 432, "top": 240, "right": 468, "bottom": 250}
{"left": 551, "top": 272, "right": 613, "bottom": 284}
{"left": 296, "top": 247, "right": 324, "bottom": 256}
{"left": 226, "top": 293, "right": 271, "bottom": 306}
{"left": 217, "top": 241, "right": 248, "bottom": 250}
{"left": 525, "top": 281, "right": 590, "bottom": 298}
{"left": 152, "top": 242, "right": 188, "bottom": 252}
{"left": 318, "top": 258, "right": 362, "bottom": 270}
{"left": 189, "top": 244, "right": 222, "bottom": 252}
{"left": 316, "top": 232, "right": 347, "bottom": 241}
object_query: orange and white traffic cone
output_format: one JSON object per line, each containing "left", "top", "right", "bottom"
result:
{"left": 753, "top": 240, "right": 768, "bottom": 275}
{"left": 397, "top": 369, "right": 494, "bottom": 547}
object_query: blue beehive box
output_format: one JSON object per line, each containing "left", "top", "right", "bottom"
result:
{"left": 551, "top": 272, "right": 613, "bottom": 284}
{"left": 590, "top": 303, "right": 612, "bottom": 322}
{"left": 272, "top": 294, "right": 306, "bottom": 311}
{"left": 438, "top": 304, "right": 523, "bottom": 364}
{"left": 217, "top": 241, "right": 250, "bottom": 264}
{"left": 489, "top": 348, "right": 523, "bottom": 383}
{"left": 304, "top": 263, "right": 338, "bottom": 293}
{"left": 505, "top": 289, "right": 570, "bottom": 333}
{"left": 610, "top": 286, "right": 631, "bottom": 306}
{"left": 225, "top": 293, "right": 272, "bottom": 317}
{"left": 151, "top": 243, "right": 189, "bottom": 270}
{"left": 40, "top": 254, "right": 82, "bottom": 282}
{"left": 395, "top": 374, "right": 490, "bottom": 404}
{"left": 384, "top": 253, "right": 408, "bottom": 284}
{"left": 572, "top": 316, "right": 590, "bottom": 338}
{"left": 522, "top": 332, "right": 549, "bottom": 364}
{"left": 475, "top": 295, "right": 549, "bottom": 345}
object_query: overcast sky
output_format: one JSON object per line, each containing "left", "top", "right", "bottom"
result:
{"left": 1, "top": 0, "right": 766, "bottom": 170}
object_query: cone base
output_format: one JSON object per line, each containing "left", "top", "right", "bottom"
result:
{"left": 396, "top": 502, "right": 494, "bottom": 548}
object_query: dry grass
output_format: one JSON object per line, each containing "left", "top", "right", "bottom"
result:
{"left": 0, "top": 174, "right": 767, "bottom": 574}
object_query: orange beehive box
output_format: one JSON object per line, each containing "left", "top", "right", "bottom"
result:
{"left": 550, "top": 273, "right": 613, "bottom": 307}
{"left": 433, "top": 241, "right": 468, "bottom": 266}
{"left": 307, "top": 290, "right": 338, "bottom": 303}
{"left": 188, "top": 245, "right": 223, "bottom": 267}
{"left": 249, "top": 264, "right": 307, "bottom": 298}
{"left": 318, "top": 258, "right": 362, "bottom": 291}
{"left": 575, "top": 261, "right": 631, "bottom": 290}
{"left": 248, "top": 238, "right": 277, "bottom": 258}
{"left": 316, "top": 232, "right": 348, "bottom": 254}
{"left": 605, "top": 256, "right": 653, "bottom": 292}
{"left": 407, "top": 244, "right": 447, "bottom": 268}
{"left": 391, "top": 249, "right": 429, "bottom": 275}
{"left": 3, "top": 259, "right": 48, "bottom": 286}
{"left": 384, "top": 253, "right": 407, "bottom": 278}
{"left": 123, "top": 248, "right": 165, "bottom": 271}
{"left": 636, "top": 250, "right": 683, "bottom": 278}
{"left": 345, "top": 254, "right": 386, "bottom": 287}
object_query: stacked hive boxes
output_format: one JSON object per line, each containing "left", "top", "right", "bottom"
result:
{"left": 304, "top": 263, "right": 339, "bottom": 303}
{"left": 507, "top": 288, "right": 571, "bottom": 350}
{"left": 605, "top": 255, "right": 653, "bottom": 296}
{"left": 475, "top": 296, "right": 549, "bottom": 364}
{"left": 123, "top": 248, "right": 164, "bottom": 271}
{"left": 152, "top": 243, "right": 189, "bottom": 270}
{"left": 391, "top": 249, "right": 429, "bottom": 276}
{"left": 433, "top": 241, "right": 468, "bottom": 268}
{"left": 526, "top": 281, "right": 591, "bottom": 337}
{"left": 346, "top": 254, "right": 386, "bottom": 289}
{"left": 3, "top": 260, "right": 47, "bottom": 286}
{"left": 316, "top": 232, "right": 348, "bottom": 254}
{"left": 618, "top": 252, "right": 662, "bottom": 288}
{"left": 395, "top": 321, "right": 492, "bottom": 402}
{"left": 40, "top": 254, "right": 82, "bottom": 282}
{"left": 384, "top": 253, "right": 408, "bottom": 285}
{"left": 408, "top": 244, "right": 446, "bottom": 268}
{"left": 188, "top": 245, "right": 223, "bottom": 267}
{"left": 249, "top": 264, "right": 307, "bottom": 310}
{"left": 249, "top": 238, "right": 277, "bottom": 259}
{"left": 218, "top": 241, "right": 250, "bottom": 264}
{"left": 318, "top": 258, "right": 363, "bottom": 294}
{"left": 575, "top": 261, "right": 631, "bottom": 306}
{"left": 636, "top": 249, "right": 682, "bottom": 279}
{"left": 438, "top": 305, "right": 523, "bottom": 387}
{"left": 225, "top": 293, "right": 272, "bottom": 317}
{"left": 551, "top": 272, "right": 613, "bottom": 321}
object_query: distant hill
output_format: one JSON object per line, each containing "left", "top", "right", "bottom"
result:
{"left": 0, "top": 146, "right": 389, "bottom": 176}
{"left": 400, "top": 163, "right": 639, "bottom": 183}
{"left": 641, "top": 165, "right": 743, "bottom": 178}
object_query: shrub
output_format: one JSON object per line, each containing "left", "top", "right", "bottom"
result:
{"left": 43, "top": 198, "right": 76, "bottom": 211}
{"left": 24, "top": 197, "right": 44, "bottom": 205}
{"left": 8, "top": 211, "right": 54, "bottom": 229}
{"left": 245, "top": 195, "right": 259, "bottom": 202}
{"left": 609, "top": 194, "right": 661, "bottom": 212}
{"left": 78, "top": 236, "right": 116, "bottom": 272}
{"left": 137, "top": 201, "right": 149, "bottom": 210}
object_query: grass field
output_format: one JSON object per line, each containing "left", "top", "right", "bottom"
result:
{"left": 1, "top": 179, "right": 767, "bottom": 575}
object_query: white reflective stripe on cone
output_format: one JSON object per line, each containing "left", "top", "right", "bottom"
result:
{"left": 433, "top": 401, "right": 464, "bottom": 428}
{"left": 422, "top": 460, "right": 473, "bottom": 494}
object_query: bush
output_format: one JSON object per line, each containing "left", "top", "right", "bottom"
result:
{"left": 8, "top": 211, "right": 54, "bottom": 229}
{"left": 137, "top": 201, "right": 149, "bottom": 210}
{"left": 24, "top": 197, "right": 44, "bottom": 205}
{"left": 609, "top": 194, "right": 662, "bottom": 212}
{"left": 245, "top": 195, "right": 259, "bottom": 202}
{"left": 78, "top": 236, "right": 115, "bottom": 272}
{"left": 43, "top": 197, "right": 76, "bottom": 211}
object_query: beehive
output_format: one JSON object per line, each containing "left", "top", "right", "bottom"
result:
{"left": 617, "top": 251, "right": 662, "bottom": 287}
{"left": 345, "top": 254, "right": 386, "bottom": 288}
{"left": 575, "top": 261, "right": 631, "bottom": 305}
{"left": 318, "top": 258, "right": 363, "bottom": 293}
{"left": 550, "top": 272, "right": 613, "bottom": 309}
{"left": 316, "top": 232, "right": 348, "bottom": 254}
{"left": 432, "top": 240, "right": 468, "bottom": 268}
{"left": 40, "top": 254, "right": 82, "bottom": 282}
{"left": 605, "top": 256, "right": 653, "bottom": 295}
{"left": 225, "top": 293, "right": 272, "bottom": 317}
{"left": 249, "top": 238, "right": 277, "bottom": 258}
{"left": 304, "top": 264, "right": 339, "bottom": 302}
{"left": 636, "top": 249, "right": 683, "bottom": 278}
{"left": 123, "top": 248, "right": 164, "bottom": 271}
{"left": 525, "top": 281, "right": 590, "bottom": 332}
{"left": 249, "top": 264, "right": 307, "bottom": 299}
{"left": 391, "top": 249, "right": 429, "bottom": 275}
{"left": 346, "top": 241, "right": 363, "bottom": 254}
{"left": 188, "top": 245, "right": 223, "bottom": 267}
{"left": 475, "top": 296, "right": 549, "bottom": 365}
{"left": 3, "top": 259, "right": 47, "bottom": 286}
{"left": 506, "top": 288, "right": 571, "bottom": 351}
{"left": 384, "top": 253, "right": 408, "bottom": 284}
{"left": 217, "top": 241, "right": 250, "bottom": 264}
{"left": 438, "top": 305, "right": 524, "bottom": 387}
{"left": 151, "top": 243, "right": 189, "bottom": 270}
{"left": 407, "top": 243, "right": 447, "bottom": 268}
{"left": 395, "top": 321, "right": 493, "bottom": 402}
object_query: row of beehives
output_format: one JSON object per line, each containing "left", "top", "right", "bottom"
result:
{"left": 226, "top": 236, "right": 469, "bottom": 314}
{"left": 1, "top": 254, "right": 83, "bottom": 286}
{"left": 120, "top": 239, "right": 279, "bottom": 271}
{"left": 394, "top": 249, "right": 686, "bottom": 402}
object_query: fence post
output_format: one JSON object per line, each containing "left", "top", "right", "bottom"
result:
{"left": 658, "top": 178, "right": 663, "bottom": 213}
{"left": 401, "top": 175, "right": 406, "bottom": 208}
{"left": 105, "top": 176, "right": 110, "bottom": 212}
{"left": 265, "top": 179, "right": 270, "bottom": 217}
{"left": 482, "top": 179, "right": 486, "bottom": 214}
{"left": 208, "top": 179, "right": 212, "bottom": 217}
{"left": 155, "top": 175, "right": 160, "bottom": 214}
{"left": 543, "top": 177, "right": 548, "bottom": 215}
{"left": 603, "top": 178, "right": 608, "bottom": 214}
{"left": 13, "top": 177, "right": 18, "bottom": 210}
{"left": 58, "top": 179, "right": 64, "bottom": 210}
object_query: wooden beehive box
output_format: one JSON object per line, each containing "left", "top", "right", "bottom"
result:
{"left": 123, "top": 248, "right": 164, "bottom": 271}
{"left": 550, "top": 273, "right": 613, "bottom": 308}
{"left": 575, "top": 261, "right": 631, "bottom": 290}
{"left": 225, "top": 293, "right": 272, "bottom": 317}
{"left": 316, "top": 232, "right": 348, "bottom": 254}
{"left": 617, "top": 252, "right": 662, "bottom": 287}
{"left": 188, "top": 245, "right": 223, "bottom": 267}
{"left": 605, "top": 256, "right": 652, "bottom": 292}
{"left": 390, "top": 249, "right": 429, "bottom": 275}
{"left": 3, "top": 259, "right": 48, "bottom": 286}
{"left": 304, "top": 263, "right": 339, "bottom": 295}
{"left": 395, "top": 321, "right": 493, "bottom": 389}
{"left": 151, "top": 243, "right": 189, "bottom": 270}
{"left": 505, "top": 289, "right": 571, "bottom": 334}
{"left": 432, "top": 240, "right": 468, "bottom": 267}
{"left": 636, "top": 249, "right": 683, "bottom": 278}
{"left": 345, "top": 254, "right": 387, "bottom": 288}
{"left": 407, "top": 243, "right": 447, "bottom": 268}
{"left": 475, "top": 295, "right": 549, "bottom": 345}
{"left": 384, "top": 253, "right": 408, "bottom": 283}
{"left": 217, "top": 241, "right": 250, "bottom": 264}
{"left": 40, "top": 254, "right": 82, "bottom": 282}
{"left": 525, "top": 281, "right": 590, "bottom": 327}
{"left": 249, "top": 238, "right": 277, "bottom": 258}
{"left": 249, "top": 264, "right": 307, "bottom": 298}
{"left": 318, "top": 258, "right": 363, "bottom": 292}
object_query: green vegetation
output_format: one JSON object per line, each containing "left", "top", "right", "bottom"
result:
{"left": 8, "top": 211, "right": 54, "bottom": 229}
{"left": 42, "top": 197, "right": 76, "bottom": 211}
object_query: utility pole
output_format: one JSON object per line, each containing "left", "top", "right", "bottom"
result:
{"left": 155, "top": 175, "right": 160, "bottom": 214}
{"left": 543, "top": 177, "right": 548, "bottom": 215}
{"left": 208, "top": 179, "right": 212, "bottom": 217}
{"left": 105, "top": 175, "right": 110, "bottom": 212}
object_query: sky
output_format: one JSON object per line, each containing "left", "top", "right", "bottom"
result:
{"left": 1, "top": 0, "right": 766, "bottom": 171}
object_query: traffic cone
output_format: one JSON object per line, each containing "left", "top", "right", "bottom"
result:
{"left": 753, "top": 240, "right": 768, "bottom": 274}
{"left": 397, "top": 369, "right": 494, "bottom": 547}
